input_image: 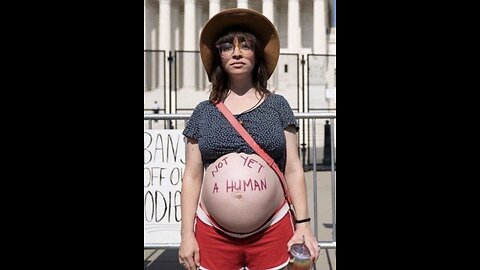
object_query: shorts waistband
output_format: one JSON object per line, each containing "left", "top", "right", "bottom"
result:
{"left": 196, "top": 202, "right": 289, "bottom": 238}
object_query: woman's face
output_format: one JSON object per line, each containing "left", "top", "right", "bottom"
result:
{"left": 218, "top": 37, "right": 256, "bottom": 78}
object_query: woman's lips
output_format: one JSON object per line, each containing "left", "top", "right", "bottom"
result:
{"left": 231, "top": 62, "right": 245, "bottom": 68}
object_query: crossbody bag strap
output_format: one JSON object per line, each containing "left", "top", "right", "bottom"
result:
{"left": 216, "top": 102, "right": 293, "bottom": 206}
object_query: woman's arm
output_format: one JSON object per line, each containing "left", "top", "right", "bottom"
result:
{"left": 283, "top": 126, "right": 320, "bottom": 262}
{"left": 178, "top": 137, "right": 204, "bottom": 269}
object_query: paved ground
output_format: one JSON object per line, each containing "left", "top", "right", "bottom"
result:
{"left": 144, "top": 170, "right": 336, "bottom": 270}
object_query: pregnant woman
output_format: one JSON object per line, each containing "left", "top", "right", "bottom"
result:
{"left": 178, "top": 8, "right": 319, "bottom": 270}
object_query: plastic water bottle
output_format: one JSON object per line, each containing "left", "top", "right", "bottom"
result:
{"left": 288, "top": 236, "right": 312, "bottom": 270}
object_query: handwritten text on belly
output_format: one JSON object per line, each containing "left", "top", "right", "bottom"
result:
{"left": 211, "top": 155, "right": 265, "bottom": 177}
{"left": 210, "top": 155, "right": 268, "bottom": 194}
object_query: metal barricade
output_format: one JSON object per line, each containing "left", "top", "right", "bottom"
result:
{"left": 144, "top": 112, "right": 336, "bottom": 250}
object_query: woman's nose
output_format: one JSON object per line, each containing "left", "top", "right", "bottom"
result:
{"left": 232, "top": 46, "right": 242, "bottom": 57}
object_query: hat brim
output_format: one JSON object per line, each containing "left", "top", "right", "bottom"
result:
{"left": 199, "top": 8, "right": 280, "bottom": 82}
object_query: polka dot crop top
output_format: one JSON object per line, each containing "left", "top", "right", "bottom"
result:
{"left": 183, "top": 94, "right": 298, "bottom": 171}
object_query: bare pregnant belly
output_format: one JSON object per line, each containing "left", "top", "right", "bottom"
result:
{"left": 201, "top": 152, "right": 285, "bottom": 233}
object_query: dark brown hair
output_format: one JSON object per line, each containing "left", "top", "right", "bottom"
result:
{"left": 209, "top": 29, "right": 270, "bottom": 103}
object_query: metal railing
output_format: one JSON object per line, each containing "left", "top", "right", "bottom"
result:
{"left": 144, "top": 112, "right": 336, "bottom": 250}
{"left": 144, "top": 50, "right": 336, "bottom": 113}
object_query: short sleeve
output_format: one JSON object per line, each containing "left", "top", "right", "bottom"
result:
{"left": 183, "top": 101, "right": 207, "bottom": 140}
{"left": 276, "top": 95, "right": 299, "bottom": 131}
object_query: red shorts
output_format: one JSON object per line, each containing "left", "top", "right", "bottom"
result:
{"left": 195, "top": 211, "right": 295, "bottom": 270}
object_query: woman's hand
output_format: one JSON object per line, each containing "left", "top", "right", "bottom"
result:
{"left": 178, "top": 233, "right": 200, "bottom": 270}
{"left": 287, "top": 223, "right": 320, "bottom": 263}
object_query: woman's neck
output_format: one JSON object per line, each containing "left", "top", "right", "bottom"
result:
{"left": 229, "top": 77, "right": 253, "bottom": 96}
{"left": 229, "top": 86, "right": 254, "bottom": 97}
{"left": 224, "top": 83, "right": 263, "bottom": 115}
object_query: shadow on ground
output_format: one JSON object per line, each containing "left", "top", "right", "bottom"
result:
{"left": 144, "top": 248, "right": 183, "bottom": 270}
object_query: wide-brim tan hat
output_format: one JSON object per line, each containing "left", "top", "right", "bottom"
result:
{"left": 199, "top": 8, "right": 280, "bottom": 82}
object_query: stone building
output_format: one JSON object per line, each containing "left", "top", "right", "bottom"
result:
{"left": 144, "top": 0, "right": 336, "bottom": 113}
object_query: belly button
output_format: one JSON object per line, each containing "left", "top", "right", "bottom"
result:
{"left": 235, "top": 193, "right": 243, "bottom": 199}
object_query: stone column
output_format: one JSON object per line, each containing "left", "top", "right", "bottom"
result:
{"left": 262, "top": 0, "right": 276, "bottom": 90}
{"left": 196, "top": 3, "right": 205, "bottom": 90}
{"left": 209, "top": 0, "right": 220, "bottom": 18}
{"left": 262, "top": 0, "right": 274, "bottom": 24}
{"left": 313, "top": 0, "right": 327, "bottom": 54}
{"left": 159, "top": 0, "right": 171, "bottom": 52}
{"left": 287, "top": 0, "right": 300, "bottom": 53}
{"left": 159, "top": 0, "right": 171, "bottom": 105}
{"left": 183, "top": 0, "right": 196, "bottom": 90}
{"left": 172, "top": 2, "right": 180, "bottom": 50}
{"left": 204, "top": 0, "right": 220, "bottom": 87}
{"left": 144, "top": 0, "right": 147, "bottom": 93}
{"left": 237, "top": 0, "right": 248, "bottom": 9}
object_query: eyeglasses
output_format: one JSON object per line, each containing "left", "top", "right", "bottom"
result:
{"left": 216, "top": 41, "right": 254, "bottom": 57}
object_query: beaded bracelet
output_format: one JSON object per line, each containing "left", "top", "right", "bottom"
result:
{"left": 296, "top": 218, "right": 311, "bottom": 224}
